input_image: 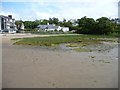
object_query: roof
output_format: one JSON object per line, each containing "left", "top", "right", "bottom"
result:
{"left": 37, "top": 24, "right": 59, "bottom": 29}
{"left": 0, "top": 15, "right": 15, "bottom": 20}
{"left": 37, "top": 25, "right": 47, "bottom": 29}
{"left": 0, "top": 15, "right": 8, "bottom": 18}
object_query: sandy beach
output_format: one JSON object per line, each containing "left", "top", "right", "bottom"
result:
{"left": 2, "top": 34, "right": 118, "bottom": 88}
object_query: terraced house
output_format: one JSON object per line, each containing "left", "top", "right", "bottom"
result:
{"left": 37, "top": 23, "right": 69, "bottom": 32}
{"left": 0, "top": 15, "right": 17, "bottom": 33}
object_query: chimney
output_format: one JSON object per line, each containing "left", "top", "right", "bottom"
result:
{"left": 8, "top": 15, "right": 12, "bottom": 19}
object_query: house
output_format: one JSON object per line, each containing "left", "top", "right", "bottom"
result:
{"left": 37, "top": 23, "right": 69, "bottom": 32}
{"left": 111, "top": 18, "right": 120, "bottom": 24}
{"left": 0, "top": 15, "right": 17, "bottom": 33}
{"left": 61, "top": 27, "right": 69, "bottom": 32}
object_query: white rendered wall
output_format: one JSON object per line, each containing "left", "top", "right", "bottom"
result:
{"left": 0, "top": 17, "right": 1, "bottom": 30}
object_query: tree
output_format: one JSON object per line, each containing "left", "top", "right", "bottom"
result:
{"left": 96, "top": 17, "right": 114, "bottom": 35}
{"left": 62, "top": 21, "right": 73, "bottom": 31}
{"left": 15, "top": 20, "right": 23, "bottom": 32}
{"left": 23, "top": 21, "right": 32, "bottom": 29}
{"left": 41, "top": 19, "right": 49, "bottom": 25}
{"left": 49, "top": 18, "right": 53, "bottom": 24}
{"left": 52, "top": 17, "right": 59, "bottom": 25}
{"left": 63, "top": 18, "right": 66, "bottom": 23}
{"left": 77, "top": 16, "right": 96, "bottom": 34}
{"left": 49, "top": 17, "right": 59, "bottom": 25}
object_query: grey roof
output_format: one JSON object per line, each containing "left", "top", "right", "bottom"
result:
{"left": 48, "top": 25, "right": 59, "bottom": 29}
{"left": 0, "top": 15, "right": 8, "bottom": 18}
{"left": 0, "top": 15, "right": 15, "bottom": 20}
{"left": 37, "top": 24, "right": 59, "bottom": 29}
{"left": 37, "top": 25, "right": 47, "bottom": 29}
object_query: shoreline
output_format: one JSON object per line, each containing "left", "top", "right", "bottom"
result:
{"left": 2, "top": 34, "right": 118, "bottom": 88}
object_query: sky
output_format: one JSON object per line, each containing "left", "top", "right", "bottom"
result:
{"left": 0, "top": 0, "right": 119, "bottom": 21}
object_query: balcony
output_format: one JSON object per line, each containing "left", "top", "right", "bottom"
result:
{"left": 6, "top": 23, "right": 10, "bottom": 25}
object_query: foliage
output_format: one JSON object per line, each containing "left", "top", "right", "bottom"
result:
{"left": 77, "top": 16, "right": 96, "bottom": 34}
{"left": 77, "top": 16, "right": 119, "bottom": 35}
{"left": 23, "top": 21, "right": 39, "bottom": 29}
{"left": 49, "top": 17, "right": 59, "bottom": 25}
{"left": 95, "top": 17, "right": 114, "bottom": 35}
{"left": 15, "top": 20, "right": 23, "bottom": 30}
{"left": 15, "top": 16, "right": 119, "bottom": 35}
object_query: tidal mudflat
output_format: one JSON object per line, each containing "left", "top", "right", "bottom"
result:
{"left": 2, "top": 34, "right": 118, "bottom": 88}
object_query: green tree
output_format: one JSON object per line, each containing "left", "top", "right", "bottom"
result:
{"left": 53, "top": 17, "right": 59, "bottom": 25}
{"left": 49, "top": 17, "right": 59, "bottom": 25}
{"left": 23, "top": 21, "right": 32, "bottom": 29}
{"left": 15, "top": 20, "right": 23, "bottom": 32}
{"left": 96, "top": 17, "right": 114, "bottom": 35}
{"left": 77, "top": 16, "right": 96, "bottom": 34}
{"left": 41, "top": 19, "right": 49, "bottom": 25}
{"left": 63, "top": 18, "right": 66, "bottom": 23}
{"left": 49, "top": 18, "right": 53, "bottom": 24}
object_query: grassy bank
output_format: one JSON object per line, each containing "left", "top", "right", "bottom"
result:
{"left": 12, "top": 34, "right": 118, "bottom": 46}
{"left": 24, "top": 30, "right": 75, "bottom": 35}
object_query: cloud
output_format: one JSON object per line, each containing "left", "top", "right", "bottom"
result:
{"left": 1, "top": 0, "right": 119, "bottom": 21}
{"left": 30, "top": 0, "right": 119, "bottom": 19}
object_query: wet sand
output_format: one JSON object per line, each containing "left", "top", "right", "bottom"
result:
{"left": 2, "top": 34, "right": 118, "bottom": 88}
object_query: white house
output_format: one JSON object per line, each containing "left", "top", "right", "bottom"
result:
{"left": 0, "top": 15, "right": 17, "bottom": 33}
{"left": 61, "top": 27, "right": 69, "bottom": 32}
{"left": 37, "top": 23, "right": 69, "bottom": 32}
